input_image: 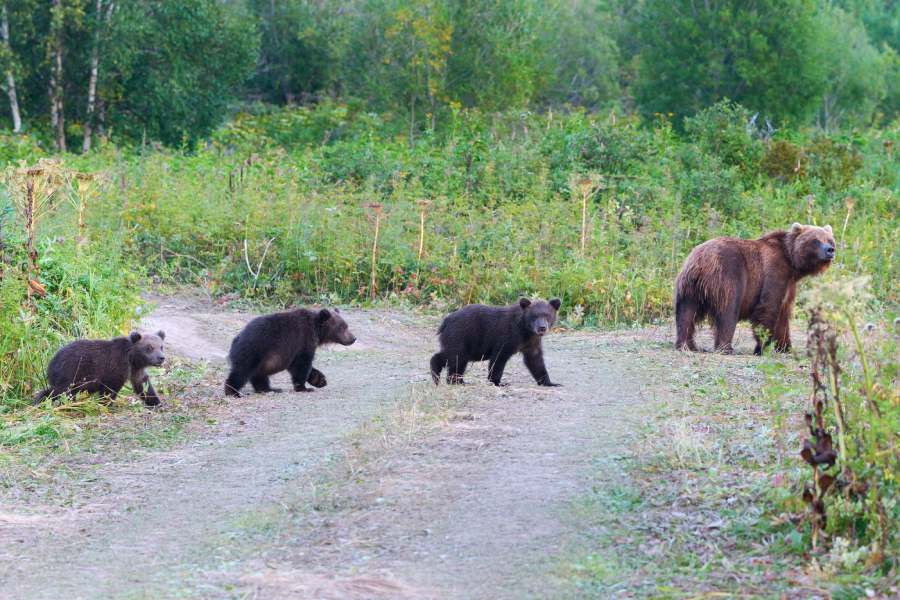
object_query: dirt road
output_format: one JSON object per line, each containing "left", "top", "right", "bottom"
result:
{"left": 1, "top": 296, "right": 670, "bottom": 599}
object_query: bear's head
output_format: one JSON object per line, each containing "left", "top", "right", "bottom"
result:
{"left": 519, "top": 297, "right": 562, "bottom": 336}
{"left": 789, "top": 223, "right": 836, "bottom": 275}
{"left": 129, "top": 330, "right": 166, "bottom": 367}
{"left": 317, "top": 309, "right": 357, "bottom": 346}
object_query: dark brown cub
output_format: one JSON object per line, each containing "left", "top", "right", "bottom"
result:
{"left": 430, "top": 297, "right": 562, "bottom": 386}
{"left": 34, "top": 331, "right": 166, "bottom": 406}
{"left": 224, "top": 307, "right": 356, "bottom": 397}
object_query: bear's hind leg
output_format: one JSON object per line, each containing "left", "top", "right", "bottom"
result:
{"left": 712, "top": 302, "right": 739, "bottom": 354}
{"left": 446, "top": 353, "right": 467, "bottom": 385}
{"left": 675, "top": 297, "right": 700, "bottom": 351}
{"left": 430, "top": 352, "right": 447, "bottom": 385}
{"left": 251, "top": 373, "right": 282, "bottom": 394}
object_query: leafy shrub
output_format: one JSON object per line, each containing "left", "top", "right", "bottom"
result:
{"left": 684, "top": 100, "right": 765, "bottom": 176}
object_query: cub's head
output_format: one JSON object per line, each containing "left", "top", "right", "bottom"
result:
{"left": 129, "top": 330, "right": 166, "bottom": 367}
{"left": 317, "top": 309, "right": 357, "bottom": 346}
{"left": 519, "top": 297, "right": 561, "bottom": 336}
{"left": 789, "top": 223, "right": 836, "bottom": 275}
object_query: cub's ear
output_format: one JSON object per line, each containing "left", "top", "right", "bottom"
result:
{"left": 318, "top": 309, "right": 332, "bottom": 323}
{"left": 823, "top": 224, "right": 833, "bottom": 234}
{"left": 129, "top": 331, "right": 142, "bottom": 344}
{"left": 549, "top": 298, "right": 561, "bottom": 311}
{"left": 519, "top": 298, "right": 532, "bottom": 309}
{"left": 156, "top": 330, "right": 165, "bottom": 340}
{"left": 790, "top": 222, "right": 803, "bottom": 233}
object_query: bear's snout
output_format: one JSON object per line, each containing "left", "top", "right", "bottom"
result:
{"left": 534, "top": 320, "right": 549, "bottom": 335}
{"left": 820, "top": 242, "right": 835, "bottom": 261}
{"left": 341, "top": 334, "right": 357, "bottom": 346}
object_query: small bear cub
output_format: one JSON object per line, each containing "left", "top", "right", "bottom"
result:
{"left": 430, "top": 297, "right": 562, "bottom": 387}
{"left": 35, "top": 331, "right": 166, "bottom": 406}
{"left": 224, "top": 307, "right": 357, "bottom": 397}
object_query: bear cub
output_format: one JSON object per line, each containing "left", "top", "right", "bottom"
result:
{"left": 224, "top": 307, "right": 356, "bottom": 397}
{"left": 34, "top": 331, "right": 166, "bottom": 406}
{"left": 675, "top": 223, "right": 835, "bottom": 354}
{"left": 430, "top": 297, "right": 562, "bottom": 386}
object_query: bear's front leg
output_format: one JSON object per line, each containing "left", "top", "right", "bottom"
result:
{"left": 773, "top": 319, "right": 792, "bottom": 353}
{"left": 288, "top": 352, "right": 315, "bottom": 392}
{"left": 142, "top": 379, "right": 162, "bottom": 406}
{"left": 523, "top": 347, "right": 560, "bottom": 387}
{"left": 131, "top": 372, "right": 161, "bottom": 406}
{"left": 307, "top": 368, "right": 327, "bottom": 388}
{"left": 488, "top": 352, "right": 513, "bottom": 386}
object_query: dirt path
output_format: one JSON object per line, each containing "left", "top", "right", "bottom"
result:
{"left": 1, "top": 297, "right": 669, "bottom": 599}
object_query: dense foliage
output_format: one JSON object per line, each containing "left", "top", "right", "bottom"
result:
{"left": 0, "top": 0, "right": 897, "bottom": 148}
{"left": 0, "top": 2, "right": 896, "bottom": 589}
{"left": 0, "top": 103, "right": 895, "bottom": 413}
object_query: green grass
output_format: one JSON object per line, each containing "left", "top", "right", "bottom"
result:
{"left": 565, "top": 305, "right": 898, "bottom": 597}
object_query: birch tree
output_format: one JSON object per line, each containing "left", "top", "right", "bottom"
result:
{"left": 82, "top": 0, "right": 113, "bottom": 152}
{"left": 0, "top": 3, "right": 21, "bottom": 132}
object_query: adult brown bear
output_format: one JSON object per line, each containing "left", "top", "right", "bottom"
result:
{"left": 675, "top": 223, "right": 835, "bottom": 354}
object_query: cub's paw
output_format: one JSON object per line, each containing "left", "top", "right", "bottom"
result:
{"left": 307, "top": 369, "right": 328, "bottom": 388}
{"left": 142, "top": 394, "right": 162, "bottom": 407}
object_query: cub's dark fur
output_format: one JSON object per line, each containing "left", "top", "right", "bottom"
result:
{"left": 430, "top": 298, "right": 562, "bottom": 386}
{"left": 34, "top": 331, "right": 166, "bottom": 406}
{"left": 224, "top": 308, "right": 356, "bottom": 397}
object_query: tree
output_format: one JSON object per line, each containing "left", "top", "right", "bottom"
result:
{"left": 535, "top": 0, "right": 620, "bottom": 110}
{"left": 246, "top": 0, "right": 338, "bottom": 104}
{"left": 46, "top": 0, "right": 85, "bottom": 151}
{"left": 82, "top": 0, "right": 114, "bottom": 152}
{"left": 835, "top": 0, "right": 900, "bottom": 121}
{"left": 632, "top": 0, "right": 830, "bottom": 125}
{"left": 816, "top": 5, "right": 889, "bottom": 129}
{"left": 445, "top": 0, "right": 544, "bottom": 111}
{"left": 0, "top": 3, "right": 23, "bottom": 132}
{"left": 101, "top": 0, "right": 259, "bottom": 145}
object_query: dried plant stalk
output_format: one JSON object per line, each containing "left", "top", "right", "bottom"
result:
{"left": 2, "top": 159, "right": 69, "bottom": 302}
{"left": 73, "top": 172, "right": 96, "bottom": 248}
{"left": 368, "top": 203, "right": 383, "bottom": 300}
{"left": 417, "top": 200, "right": 430, "bottom": 261}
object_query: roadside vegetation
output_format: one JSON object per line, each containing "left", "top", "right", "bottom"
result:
{"left": 0, "top": 0, "right": 897, "bottom": 595}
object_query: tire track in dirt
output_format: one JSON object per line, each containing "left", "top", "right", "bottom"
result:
{"left": 1, "top": 297, "right": 665, "bottom": 599}
{"left": 216, "top": 331, "right": 652, "bottom": 600}
{"left": 1, "top": 298, "right": 434, "bottom": 599}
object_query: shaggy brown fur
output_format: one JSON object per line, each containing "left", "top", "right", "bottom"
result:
{"left": 224, "top": 308, "right": 356, "bottom": 397}
{"left": 430, "top": 297, "right": 562, "bottom": 386}
{"left": 675, "top": 223, "right": 835, "bottom": 354}
{"left": 34, "top": 331, "right": 166, "bottom": 406}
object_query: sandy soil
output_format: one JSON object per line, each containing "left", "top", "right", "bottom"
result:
{"left": 0, "top": 295, "right": 759, "bottom": 599}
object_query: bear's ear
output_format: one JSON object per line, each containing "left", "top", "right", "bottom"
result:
{"left": 549, "top": 298, "right": 561, "bottom": 311}
{"left": 790, "top": 222, "right": 803, "bottom": 233}
{"left": 823, "top": 224, "right": 832, "bottom": 234}
{"left": 156, "top": 330, "right": 165, "bottom": 340}
{"left": 519, "top": 298, "right": 532, "bottom": 309}
{"left": 318, "top": 309, "right": 332, "bottom": 323}
{"left": 129, "top": 331, "right": 142, "bottom": 344}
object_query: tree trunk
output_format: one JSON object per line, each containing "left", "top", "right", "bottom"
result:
{"left": 83, "top": 0, "right": 113, "bottom": 153}
{"left": 49, "top": 0, "right": 66, "bottom": 152}
{"left": 0, "top": 3, "right": 21, "bottom": 132}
